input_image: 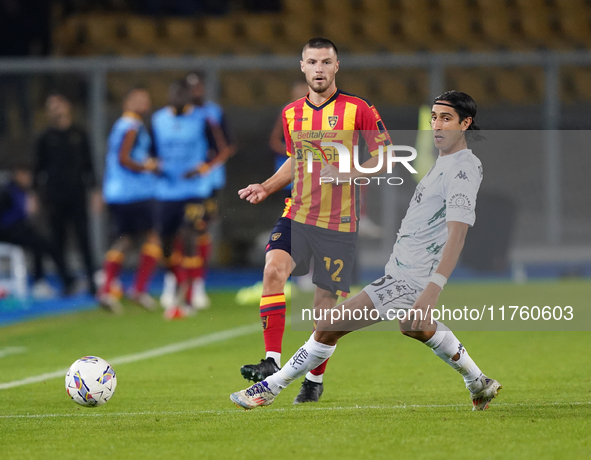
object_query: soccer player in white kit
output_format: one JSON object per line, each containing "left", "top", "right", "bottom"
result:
{"left": 230, "top": 90, "right": 502, "bottom": 411}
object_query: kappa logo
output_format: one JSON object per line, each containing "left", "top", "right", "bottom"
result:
{"left": 455, "top": 170, "right": 469, "bottom": 181}
{"left": 271, "top": 232, "right": 282, "bottom": 241}
{"left": 328, "top": 115, "right": 338, "bottom": 129}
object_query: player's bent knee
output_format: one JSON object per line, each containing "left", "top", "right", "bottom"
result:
{"left": 314, "top": 328, "right": 344, "bottom": 345}
{"left": 263, "top": 261, "right": 290, "bottom": 285}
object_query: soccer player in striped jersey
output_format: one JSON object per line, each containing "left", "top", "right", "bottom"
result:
{"left": 231, "top": 91, "right": 502, "bottom": 412}
{"left": 98, "top": 88, "right": 161, "bottom": 313}
{"left": 238, "top": 37, "right": 392, "bottom": 403}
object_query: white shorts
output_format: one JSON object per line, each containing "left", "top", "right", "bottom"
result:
{"left": 362, "top": 273, "right": 423, "bottom": 321}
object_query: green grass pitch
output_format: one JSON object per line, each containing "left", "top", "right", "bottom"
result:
{"left": 1, "top": 280, "right": 590, "bottom": 459}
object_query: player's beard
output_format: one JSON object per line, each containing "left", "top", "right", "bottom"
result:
{"left": 307, "top": 75, "right": 333, "bottom": 95}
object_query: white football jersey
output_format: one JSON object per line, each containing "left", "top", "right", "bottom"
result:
{"left": 385, "top": 148, "right": 483, "bottom": 285}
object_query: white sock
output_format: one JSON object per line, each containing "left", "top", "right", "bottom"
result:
{"left": 265, "top": 351, "right": 281, "bottom": 368}
{"left": 305, "top": 372, "right": 323, "bottom": 383}
{"left": 265, "top": 334, "right": 335, "bottom": 395}
{"left": 424, "top": 322, "right": 483, "bottom": 389}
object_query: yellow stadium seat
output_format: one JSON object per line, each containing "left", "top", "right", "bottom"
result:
{"left": 446, "top": 68, "right": 496, "bottom": 107}
{"left": 203, "top": 16, "right": 239, "bottom": 50}
{"left": 126, "top": 16, "right": 160, "bottom": 47}
{"left": 221, "top": 73, "right": 257, "bottom": 107}
{"left": 240, "top": 14, "right": 280, "bottom": 48}
{"left": 477, "top": 0, "right": 525, "bottom": 49}
{"left": 360, "top": 0, "right": 395, "bottom": 15}
{"left": 283, "top": 0, "right": 317, "bottom": 16}
{"left": 322, "top": 0, "right": 354, "bottom": 19}
{"left": 563, "top": 67, "right": 591, "bottom": 102}
{"left": 373, "top": 70, "right": 429, "bottom": 106}
{"left": 493, "top": 68, "right": 544, "bottom": 105}
{"left": 260, "top": 74, "right": 293, "bottom": 106}
{"left": 438, "top": 0, "right": 491, "bottom": 51}
{"left": 281, "top": 17, "right": 319, "bottom": 46}
{"left": 82, "top": 15, "right": 123, "bottom": 53}
{"left": 53, "top": 15, "right": 84, "bottom": 55}
{"left": 559, "top": 11, "right": 591, "bottom": 44}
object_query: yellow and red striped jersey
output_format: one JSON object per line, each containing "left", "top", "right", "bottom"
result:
{"left": 282, "top": 89, "right": 391, "bottom": 232}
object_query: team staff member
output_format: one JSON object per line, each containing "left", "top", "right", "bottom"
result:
{"left": 34, "top": 93, "right": 100, "bottom": 295}
{"left": 238, "top": 37, "right": 392, "bottom": 403}
{"left": 98, "top": 88, "right": 161, "bottom": 314}
{"left": 152, "top": 80, "right": 232, "bottom": 318}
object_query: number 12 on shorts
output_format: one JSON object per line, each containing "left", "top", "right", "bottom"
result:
{"left": 324, "top": 257, "right": 344, "bottom": 282}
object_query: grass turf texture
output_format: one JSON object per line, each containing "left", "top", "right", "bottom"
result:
{"left": 0, "top": 280, "right": 590, "bottom": 459}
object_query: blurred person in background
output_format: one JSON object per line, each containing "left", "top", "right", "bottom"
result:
{"left": 159, "top": 70, "right": 235, "bottom": 309}
{"left": 151, "top": 80, "right": 232, "bottom": 318}
{"left": 33, "top": 93, "right": 100, "bottom": 295}
{"left": 0, "top": 165, "right": 74, "bottom": 296}
{"left": 98, "top": 88, "right": 161, "bottom": 314}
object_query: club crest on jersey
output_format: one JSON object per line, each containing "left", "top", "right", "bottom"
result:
{"left": 328, "top": 115, "right": 338, "bottom": 129}
{"left": 271, "top": 232, "right": 281, "bottom": 241}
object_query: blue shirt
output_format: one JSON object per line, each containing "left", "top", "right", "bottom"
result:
{"left": 0, "top": 182, "right": 26, "bottom": 228}
{"left": 151, "top": 106, "right": 212, "bottom": 201}
{"left": 103, "top": 114, "right": 155, "bottom": 204}
{"left": 199, "top": 101, "right": 227, "bottom": 191}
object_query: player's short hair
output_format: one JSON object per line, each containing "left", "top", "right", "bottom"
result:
{"left": 46, "top": 91, "right": 71, "bottom": 104}
{"left": 303, "top": 37, "right": 338, "bottom": 57}
{"left": 186, "top": 71, "right": 206, "bottom": 86}
{"left": 433, "top": 90, "right": 484, "bottom": 141}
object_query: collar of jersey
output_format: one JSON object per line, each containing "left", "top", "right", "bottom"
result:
{"left": 168, "top": 104, "right": 194, "bottom": 116}
{"left": 305, "top": 88, "right": 339, "bottom": 111}
{"left": 122, "top": 111, "right": 143, "bottom": 121}
{"left": 437, "top": 148, "right": 472, "bottom": 161}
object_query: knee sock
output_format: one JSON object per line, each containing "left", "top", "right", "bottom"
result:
{"left": 133, "top": 242, "right": 161, "bottom": 294}
{"left": 260, "top": 293, "right": 286, "bottom": 367}
{"left": 101, "top": 250, "right": 124, "bottom": 295}
{"left": 266, "top": 334, "right": 336, "bottom": 395}
{"left": 424, "top": 322, "right": 483, "bottom": 390}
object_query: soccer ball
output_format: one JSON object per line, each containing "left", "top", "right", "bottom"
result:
{"left": 65, "top": 356, "right": 117, "bottom": 406}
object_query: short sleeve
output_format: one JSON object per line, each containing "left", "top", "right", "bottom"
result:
{"left": 357, "top": 102, "right": 392, "bottom": 157}
{"left": 444, "top": 160, "right": 483, "bottom": 226}
{"left": 282, "top": 108, "right": 294, "bottom": 157}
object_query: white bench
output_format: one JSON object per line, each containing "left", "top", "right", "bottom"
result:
{"left": 0, "top": 243, "right": 28, "bottom": 300}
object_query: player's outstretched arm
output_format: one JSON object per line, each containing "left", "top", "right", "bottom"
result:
{"left": 238, "top": 156, "right": 293, "bottom": 204}
{"left": 403, "top": 221, "right": 469, "bottom": 330}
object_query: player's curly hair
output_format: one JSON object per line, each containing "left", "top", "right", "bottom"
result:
{"left": 434, "top": 90, "right": 485, "bottom": 142}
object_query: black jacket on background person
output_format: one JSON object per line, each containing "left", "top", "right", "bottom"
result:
{"left": 34, "top": 125, "right": 96, "bottom": 202}
{"left": 33, "top": 124, "right": 97, "bottom": 294}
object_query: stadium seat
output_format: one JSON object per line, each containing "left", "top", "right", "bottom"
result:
{"left": 125, "top": 16, "right": 160, "bottom": 48}
{"left": 240, "top": 13, "right": 281, "bottom": 52}
{"left": 371, "top": 70, "right": 429, "bottom": 106}
{"left": 322, "top": 0, "right": 355, "bottom": 19}
{"left": 202, "top": 16, "right": 240, "bottom": 53}
{"left": 476, "top": 0, "right": 526, "bottom": 49}
{"left": 558, "top": 10, "right": 591, "bottom": 45}
{"left": 260, "top": 74, "right": 293, "bottom": 106}
{"left": 359, "top": 15, "right": 409, "bottom": 53}
{"left": 81, "top": 15, "right": 124, "bottom": 54}
{"left": 562, "top": 67, "right": 591, "bottom": 102}
{"left": 282, "top": 0, "right": 318, "bottom": 17}
{"left": 281, "top": 17, "right": 320, "bottom": 47}
{"left": 360, "top": 0, "right": 395, "bottom": 15}
{"left": 220, "top": 73, "right": 257, "bottom": 107}
{"left": 399, "top": 0, "right": 442, "bottom": 50}
{"left": 438, "top": 0, "right": 491, "bottom": 51}
{"left": 446, "top": 68, "right": 496, "bottom": 107}
{"left": 52, "top": 15, "right": 84, "bottom": 55}
{"left": 493, "top": 68, "right": 544, "bottom": 105}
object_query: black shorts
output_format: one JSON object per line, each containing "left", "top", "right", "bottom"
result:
{"left": 265, "top": 217, "right": 291, "bottom": 254}
{"left": 108, "top": 200, "right": 155, "bottom": 236}
{"left": 291, "top": 220, "right": 358, "bottom": 297}
{"left": 156, "top": 199, "right": 208, "bottom": 237}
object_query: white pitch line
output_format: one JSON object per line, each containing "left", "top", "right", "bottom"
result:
{"left": 0, "top": 323, "right": 261, "bottom": 391}
{"left": 1, "top": 401, "right": 590, "bottom": 419}
{"left": 0, "top": 346, "right": 27, "bottom": 359}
